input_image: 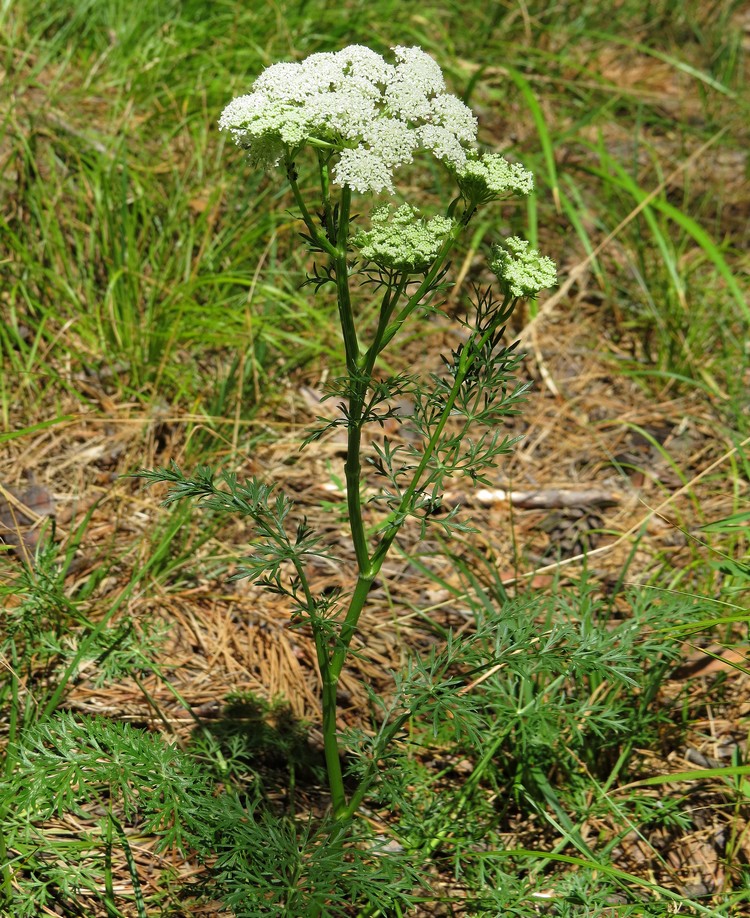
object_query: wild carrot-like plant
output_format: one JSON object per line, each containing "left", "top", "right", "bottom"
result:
{"left": 139, "top": 44, "right": 556, "bottom": 822}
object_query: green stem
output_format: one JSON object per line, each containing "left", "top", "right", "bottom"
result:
{"left": 343, "top": 274, "right": 407, "bottom": 574}
{"left": 327, "top": 225, "right": 497, "bottom": 759}
{"left": 330, "top": 571, "right": 376, "bottom": 681}
{"left": 284, "top": 161, "right": 368, "bottom": 817}
{"left": 285, "top": 157, "right": 338, "bottom": 258}
{"left": 290, "top": 184, "right": 479, "bottom": 823}
{"left": 318, "top": 150, "right": 335, "bottom": 243}
{"left": 366, "top": 206, "right": 474, "bottom": 361}
{"left": 291, "top": 555, "right": 347, "bottom": 817}
{"left": 330, "top": 215, "right": 491, "bottom": 760}
{"left": 362, "top": 272, "right": 408, "bottom": 379}
{"left": 331, "top": 185, "right": 371, "bottom": 579}
{"left": 321, "top": 674, "right": 346, "bottom": 817}
{"left": 319, "top": 274, "right": 410, "bottom": 816}
{"left": 368, "top": 327, "right": 476, "bottom": 570}
{"left": 330, "top": 307, "right": 503, "bottom": 687}
{"left": 333, "top": 186, "right": 359, "bottom": 373}
{"left": 344, "top": 412, "right": 370, "bottom": 573}
{"left": 342, "top": 274, "right": 409, "bottom": 577}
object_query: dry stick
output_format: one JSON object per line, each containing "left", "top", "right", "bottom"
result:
{"left": 445, "top": 486, "right": 621, "bottom": 509}
{"left": 372, "top": 438, "right": 747, "bottom": 630}
{"left": 517, "top": 125, "right": 729, "bottom": 348}
{"left": 503, "top": 434, "right": 750, "bottom": 587}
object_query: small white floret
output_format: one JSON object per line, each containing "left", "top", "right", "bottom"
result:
{"left": 333, "top": 148, "right": 396, "bottom": 194}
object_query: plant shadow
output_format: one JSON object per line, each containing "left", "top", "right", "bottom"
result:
{"left": 202, "top": 692, "right": 328, "bottom": 792}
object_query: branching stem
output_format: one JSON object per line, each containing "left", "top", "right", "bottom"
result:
{"left": 283, "top": 163, "right": 518, "bottom": 823}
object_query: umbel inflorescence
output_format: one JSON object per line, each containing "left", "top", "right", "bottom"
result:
{"left": 137, "top": 43, "right": 559, "bottom": 854}
{"left": 219, "top": 44, "right": 534, "bottom": 206}
{"left": 353, "top": 204, "right": 453, "bottom": 272}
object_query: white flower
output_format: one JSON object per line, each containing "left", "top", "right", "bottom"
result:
{"left": 333, "top": 148, "right": 396, "bottom": 194}
{"left": 383, "top": 46, "right": 446, "bottom": 122}
{"left": 456, "top": 153, "right": 534, "bottom": 203}
{"left": 354, "top": 203, "right": 454, "bottom": 271}
{"left": 363, "top": 118, "right": 417, "bottom": 167}
{"left": 491, "top": 237, "right": 557, "bottom": 298}
{"left": 219, "top": 44, "right": 479, "bottom": 194}
{"left": 428, "top": 94, "right": 477, "bottom": 142}
{"left": 305, "top": 87, "right": 379, "bottom": 140}
{"left": 392, "top": 45, "right": 445, "bottom": 95}
{"left": 384, "top": 81, "right": 434, "bottom": 121}
{"left": 218, "top": 94, "right": 289, "bottom": 165}
{"left": 417, "top": 124, "right": 469, "bottom": 169}
{"left": 253, "top": 61, "right": 317, "bottom": 102}
{"left": 337, "top": 45, "right": 395, "bottom": 86}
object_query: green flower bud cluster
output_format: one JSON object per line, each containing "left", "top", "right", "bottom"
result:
{"left": 456, "top": 153, "right": 534, "bottom": 204}
{"left": 354, "top": 204, "right": 454, "bottom": 272}
{"left": 491, "top": 236, "right": 557, "bottom": 298}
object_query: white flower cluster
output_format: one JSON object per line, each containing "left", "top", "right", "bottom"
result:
{"left": 219, "top": 45, "right": 478, "bottom": 194}
{"left": 491, "top": 237, "right": 557, "bottom": 298}
{"left": 456, "top": 153, "right": 534, "bottom": 203}
{"left": 354, "top": 204, "right": 454, "bottom": 271}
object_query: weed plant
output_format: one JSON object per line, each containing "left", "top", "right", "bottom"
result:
{"left": 1, "top": 2, "right": 748, "bottom": 916}
{"left": 136, "top": 36, "right": 558, "bottom": 828}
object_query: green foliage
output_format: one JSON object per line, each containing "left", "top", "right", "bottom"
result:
{"left": 201, "top": 804, "right": 424, "bottom": 917}
{"left": 351, "top": 581, "right": 687, "bottom": 820}
{"left": 0, "top": 540, "right": 163, "bottom": 724}
{"left": 341, "top": 581, "right": 727, "bottom": 916}
{"left": 0, "top": 538, "right": 167, "bottom": 914}
{"left": 10, "top": 714, "right": 212, "bottom": 848}
{"left": 0, "top": 713, "right": 208, "bottom": 915}
{"left": 0, "top": 543, "right": 739, "bottom": 915}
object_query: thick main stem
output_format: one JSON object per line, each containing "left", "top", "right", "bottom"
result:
{"left": 321, "top": 674, "right": 346, "bottom": 817}
{"left": 332, "top": 186, "right": 371, "bottom": 579}
{"left": 317, "top": 203, "right": 488, "bottom": 818}
{"left": 291, "top": 556, "right": 347, "bottom": 816}
{"left": 298, "top": 177, "right": 479, "bottom": 819}
{"left": 295, "top": 175, "right": 371, "bottom": 816}
{"left": 322, "top": 335, "right": 472, "bottom": 812}
{"left": 333, "top": 187, "right": 358, "bottom": 374}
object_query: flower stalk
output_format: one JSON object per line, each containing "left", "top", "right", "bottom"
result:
{"left": 147, "top": 43, "right": 557, "bottom": 824}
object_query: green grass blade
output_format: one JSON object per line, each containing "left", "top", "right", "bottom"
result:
{"left": 507, "top": 67, "right": 560, "bottom": 211}
{"left": 583, "top": 147, "right": 748, "bottom": 322}
{"left": 485, "top": 849, "right": 727, "bottom": 916}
